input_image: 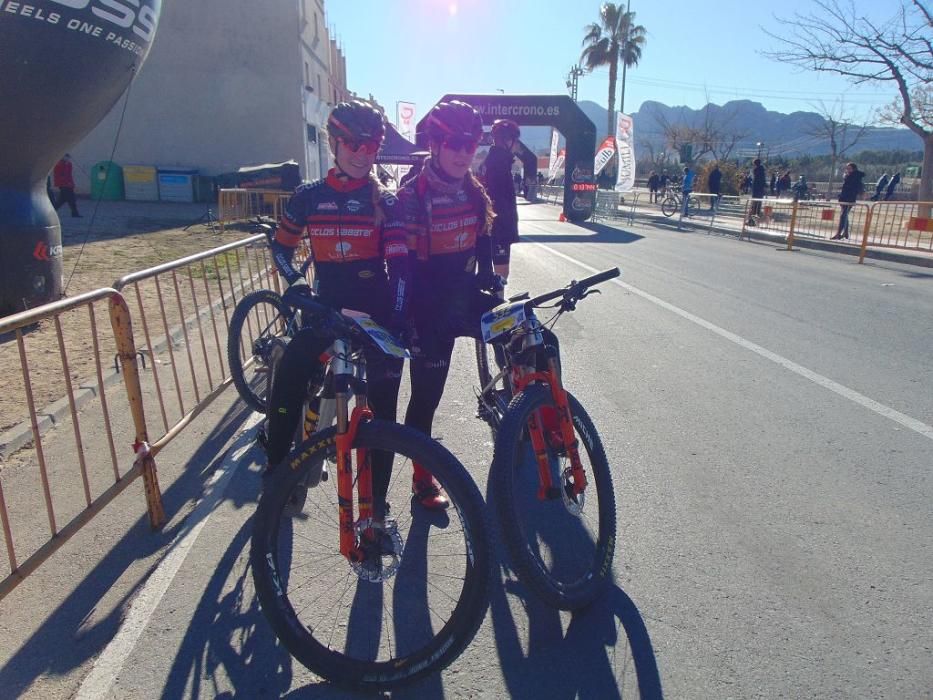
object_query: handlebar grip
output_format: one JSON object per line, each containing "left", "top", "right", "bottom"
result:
{"left": 577, "top": 267, "right": 620, "bottom": 289}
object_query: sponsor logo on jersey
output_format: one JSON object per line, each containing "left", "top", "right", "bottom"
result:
{"left": 334, "top": 241, "right": 352, "bottom": 256}
{"left": 384, "top": 242, "right": 408, "bottom": 257}
{"left": 345, "top": 199, "right": 363, "bottom": 213}
{"left": 316, "top": 201, "right": 338, "bottom": 211}
{"left": 358, "top": 269, "right": 374, "bottom": 279}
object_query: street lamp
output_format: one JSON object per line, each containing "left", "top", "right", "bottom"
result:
{"left": 756, "top": 141, "right": 763, "bottom": 159}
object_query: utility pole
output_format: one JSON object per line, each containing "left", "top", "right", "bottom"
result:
{"left": 566, "top": 65, "right": 584, "bottom": 102}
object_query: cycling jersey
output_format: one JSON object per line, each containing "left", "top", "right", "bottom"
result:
{"left": 272, "top": 170, "right": 409, "bottom": 323}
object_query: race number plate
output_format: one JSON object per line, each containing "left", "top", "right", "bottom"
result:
{"left": 480, "top": 301, "right": 526, "bottom": 343}
{"left": 344, "top": 311, "right": 410, "bottom": 359}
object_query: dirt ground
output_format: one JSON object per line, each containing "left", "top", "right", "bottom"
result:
{"left": 0, "top": 199, "right": 257, "bottom": 436}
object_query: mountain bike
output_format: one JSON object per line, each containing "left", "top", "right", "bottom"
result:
{"left": 661, "top": 187, "right": 701, "bottom": 218}
{"left": 226, "top": 219, "right": 312, "bottom": 413}
{"left": 476, "top": 268, "right": 619, "bottom": 610}
{"left": 251, "top": 292, "right": 491, "bottom": 690}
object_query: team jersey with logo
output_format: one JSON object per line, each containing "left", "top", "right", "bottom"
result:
{"left": 385, "top": 170, "right": 491, "bottom": 325}
{"left": 272, "top": 171, "right": 408, "bottom": 321}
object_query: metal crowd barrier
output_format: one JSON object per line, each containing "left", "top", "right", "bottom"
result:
{"left": 0, "top": 232, "right": 289, "bottom": 600}
{"left": 0, "top": 289, "right": 163, "bottom": 600}
{"left": 218, "top": 188, "right": 291, "bottom": 231}
{"left": 592, "top": 190, "right": 640, "bottom": 226}
{"left": 859, "top": 201, "right": 933, "bottom": 262}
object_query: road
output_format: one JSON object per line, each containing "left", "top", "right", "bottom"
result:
{"left": 1, "top": 203, "right": 931, "bottom": 698}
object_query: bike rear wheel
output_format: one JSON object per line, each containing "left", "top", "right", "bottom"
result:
{"left": 227, "top": 289, "right": 292, "bottom": 413}
{"left": 490, "top": 384, "right": 616, "bottom": 610}
{"left": 252, "top": 420, "right": 491, "bottom": 690}
{"left": 661, "top": 196, "right": 678, "bottom": 217}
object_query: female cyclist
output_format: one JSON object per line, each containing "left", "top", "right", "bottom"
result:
{"left": 386, "top": 100, "right": 501, "bottom": 508}
{"left": 264, "top": 100, "right": 408, "bottom": 522}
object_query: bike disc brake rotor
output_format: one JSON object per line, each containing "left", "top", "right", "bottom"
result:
{"left": 254, "top": 336, "right": 288, "bottom": 369}
{"left": 350, "top": 518, "right": 404, "bottom": 583}
{"left": 559, "top": 465, "right": 585, "bottom": 516}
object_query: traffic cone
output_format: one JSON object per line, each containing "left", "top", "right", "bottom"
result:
{"left": 559, "top": 212, "right": 567, "bottom": 222}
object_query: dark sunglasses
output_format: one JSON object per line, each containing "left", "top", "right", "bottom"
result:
{"left": 442, "top": 135, "right": 479, "bottom": 153}
{"left": 338, "top": 136, "right": 381, "bottom": 155}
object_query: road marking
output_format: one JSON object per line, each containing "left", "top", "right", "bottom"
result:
{"left": 534, "top": 242, "right": 933, "bottom": 442}
{"left": 75, "top": 415, "right": 262, "bottom": 700}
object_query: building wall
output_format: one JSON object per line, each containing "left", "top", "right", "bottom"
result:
{"left": 69, "top": 0, "right": 343, "bottom": 192}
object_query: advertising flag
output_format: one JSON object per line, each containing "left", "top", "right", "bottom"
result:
{"left": 615, "top": 113, "right": 635, "bottom": 192}
{"left": 396, "top": 101, "right": 416, "bottom": 142}
{"left": 547, "top": 128, "right": 560, "bottom": 181}
{"left": 594, "top": 136, "right": 616, "bottom": 176}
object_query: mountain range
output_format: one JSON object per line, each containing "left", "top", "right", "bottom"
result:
{"left": 520, "top": 99, "right": 919, "bottom": 159}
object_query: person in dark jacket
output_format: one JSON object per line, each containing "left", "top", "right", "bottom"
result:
{"left": 749, "top": 158, "right": 766, "bottom": 224}
{"left": 871, "top": 172, "right": 889, "bottom": 201}
{"left": 831, "top": 162, "right": 864, "bottom": 240}
{"left": 647, "top": 170, "right": 660, "bottom": 203}
{"left": 482, "top": 118, "right": 521, "bottom": 283}
{"left": 707, "top": 163, "right": 722, "bottom": 210}
{"left": 884, "top": 172, "right": 901, "bottom": 201}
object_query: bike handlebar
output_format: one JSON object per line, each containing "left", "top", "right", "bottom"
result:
{"left": 527, "top": 267, "right": 620, "bottom": 309}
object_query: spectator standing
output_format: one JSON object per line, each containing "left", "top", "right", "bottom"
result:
{"left": 749, "top": 158, "right": 767, "bottom": 224}
{"left": 777, "top": 170, "right": 791, "bottom": 197}
{"left": 648, "top": 170, "right": 660, "bottom": 203}
{"left": 707, "top": 163, "right": 722, "bottom": 211}
{"left": 792, "top": 175, "right": 809, "bottom": 202}
{"left": 52, "top": 154, "right": 81, "bottom": 217}
{"left": 769, "top": 171, "right": 777, "bottom": 195}
{"left": 681, "top": 165, "right": 696, "bottom": 217}
{"left": 830, "top": 161, "right": 864, "bottom": 240}
{"left": 659, "top": 171, "right": 669, "bottom": 194}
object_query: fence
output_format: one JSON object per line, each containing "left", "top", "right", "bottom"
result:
{"left": 592, "top": 190, "right": 640, "bottom": 226}
{"left": 217, "top": 188, "right": 291, "bottom": 231}
{"left": 0, "top": 232, "right": 283, "bottom": 600}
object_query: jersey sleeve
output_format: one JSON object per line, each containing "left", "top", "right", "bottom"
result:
{"left": 273, "top": 185, "right": 311, "bottom": 285}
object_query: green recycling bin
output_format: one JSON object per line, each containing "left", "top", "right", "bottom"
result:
{"left": 90, "top": 161, "right": 125, "bottom": 201}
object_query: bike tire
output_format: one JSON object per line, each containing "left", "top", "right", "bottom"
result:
{"left": 688, "top": 195, "right": 701, "bottom": 212}
{"left": 490, "top": 384, "right": 616, "bottom": 610}
{"left": 661, "top": 197, "right": 677, "bottom": 218}
{"left": 227, "top": 289, "right": 291, "bottom": 413}
{"left": 251, "top": 420, "right": 491, "bottom": 690}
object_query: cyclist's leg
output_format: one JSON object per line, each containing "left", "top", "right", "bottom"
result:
{"left": 265, "top": 328, "right": 329, "bottom": 468}
{"left": 366, "top": 350, "right": 403, "bottom": 521}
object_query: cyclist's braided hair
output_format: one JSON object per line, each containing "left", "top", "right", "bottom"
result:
{"left": 463, "top": 171, "right": 494, "bottom": 234}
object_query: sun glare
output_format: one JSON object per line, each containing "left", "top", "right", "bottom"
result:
{"left": 448, "top": 3, "right": 458, "bottom": 16}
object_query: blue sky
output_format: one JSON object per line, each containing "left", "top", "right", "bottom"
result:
{"left": 327, "top": 0, "right": 898, "bottom": 127}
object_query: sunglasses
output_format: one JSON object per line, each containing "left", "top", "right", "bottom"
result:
{"left": 441, "top": 135, "right": 479, "bottom": 154}
{"left": 338, "top": 137, "right": 381, "bottom": 155}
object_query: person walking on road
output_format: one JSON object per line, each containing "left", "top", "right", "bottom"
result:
{"left": 681, "top": 165, "right": 696, "bottom": 218}
{"left": 52, "top": 154, "right": 81, "bottom": 217}
{"left": 831, "top": 162, "right": 864, "bottom": 240}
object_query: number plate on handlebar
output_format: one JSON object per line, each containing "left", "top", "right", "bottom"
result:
{"left": 480, "top": 301, "right": 527, "bottom": 343}
{"left": 344, "top": 312, "right": 410, "bottom": 359}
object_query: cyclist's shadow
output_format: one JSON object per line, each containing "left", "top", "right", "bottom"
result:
{"left": 489, "top": 556, "right": 663, "bottom": 700}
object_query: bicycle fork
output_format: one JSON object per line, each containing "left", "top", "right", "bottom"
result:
{"left": 329, "top": 339, "right": 375, "bottom": 563}
{"left": 518, "top": 358, "right": 588, "bottom": 502}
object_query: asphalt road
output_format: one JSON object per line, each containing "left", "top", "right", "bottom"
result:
{"left": 2, "top": 203, "right": 931, "bottom": 699}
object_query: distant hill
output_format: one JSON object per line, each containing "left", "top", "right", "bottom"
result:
{"left": 518, "top": 99, "right": 919, "bottom": 159}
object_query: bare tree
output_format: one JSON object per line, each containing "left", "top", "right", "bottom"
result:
{"left": 650, "top": 98, "right": 748, "bottom": 164}
{"left": 764, "top": 0, "right": 933, "bottom": 207}
{"left": 806, "top": 100, "right": 870, "bottom": 195}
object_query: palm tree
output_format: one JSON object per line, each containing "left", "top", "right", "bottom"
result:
{"left": 581, "top": 3, "right": 647, "bottom": 136}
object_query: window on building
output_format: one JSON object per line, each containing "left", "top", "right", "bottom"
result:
{"left": 307, "top": 124, "right": 317, "bottom": 143}
{"left": 304, "top": 62, "right": 310, "bottom": 88}
{"left": 314, "top": 12, "right": 319, "bottom": 40}
{"left": 317, "top": 74, "right": 322, "bottom": 97}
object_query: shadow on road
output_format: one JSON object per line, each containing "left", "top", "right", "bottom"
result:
{"left": 0, "top": 399, "right": 254, "bottom": 698}
{"left": 522, "top": 220, "right": 644, "bottom": 246}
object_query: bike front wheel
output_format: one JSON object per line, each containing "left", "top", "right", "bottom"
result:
{"left": 251, "top": 420, "right": 491, "bottom": 690}
{"left": 660, "top": 196, "right": 678, "bottom": 217}
{"left": 227, "top": 289, "right": 292, "bottom": 413}
{"left": 490, "top": 384, "right": 616, "bottom": 610}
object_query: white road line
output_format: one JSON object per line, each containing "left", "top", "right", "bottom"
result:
{"left": 534, "top": 242, "right": 933, "bottom": 442}
{"left": 75, "top": 414, "right": 262, "bottom": 700}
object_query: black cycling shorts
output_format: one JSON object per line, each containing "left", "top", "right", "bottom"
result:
{"left": 492, "top": 239, "right": 512, "bottom": 266}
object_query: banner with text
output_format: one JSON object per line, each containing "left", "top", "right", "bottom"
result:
{"left": 615, "top": 113, "right": 635, "bottom": 192}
